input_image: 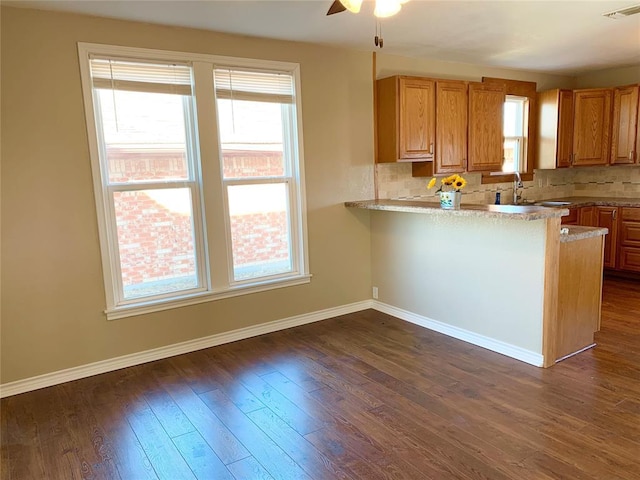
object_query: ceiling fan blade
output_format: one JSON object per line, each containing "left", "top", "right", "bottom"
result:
{"left": 327, "top": 0, "right": 346, "bottom": 15}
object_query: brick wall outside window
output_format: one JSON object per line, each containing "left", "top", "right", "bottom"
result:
{"left": 108, "top": 148, "right": 287, "bottom": 287}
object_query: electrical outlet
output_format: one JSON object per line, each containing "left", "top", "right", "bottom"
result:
{"left": 372, "top": 286, "right": 379, "bottom": 299}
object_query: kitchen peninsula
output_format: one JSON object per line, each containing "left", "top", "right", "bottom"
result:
{"left": 346, "top": 199, "right": 607, "bottom": 367}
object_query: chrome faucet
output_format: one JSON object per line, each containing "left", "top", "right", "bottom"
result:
{"left": 513, "top": 171, "right": 523, "bottom": 205}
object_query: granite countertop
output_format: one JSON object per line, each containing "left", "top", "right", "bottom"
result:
{"left": 560, "top": 225, "right": 609, "bottom": 243}
{"left": 345, "top": 199, "right": 567, "bottom": 221}
{"left": 545, "top": 196, "right": 640, "bottom": 208}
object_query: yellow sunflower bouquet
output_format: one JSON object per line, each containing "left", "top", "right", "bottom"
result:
{"left": 427, "top": 174, "right": 467, "bottom": 194}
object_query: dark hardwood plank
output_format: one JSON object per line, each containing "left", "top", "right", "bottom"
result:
{"left": 227, "top": 456, "right": 275, "bottom": 480}
{"left": 308, "top": 386, "right": 476, "bottom": 480}
{"left": 247, "top": 406, "right": 354, "bottom": 480}
{"left": 233, "top": 371, "right": 324, "bottom": 435}
{"left": 171, "top": 431, "right": 234, "bottom": 480}
{"left": 186, "top": 352, "right": 267, "bottom": 414}
{"left": 24, "top": 387, "right": 93, "bottom": 479}
{"left": 168, "top": 352, "right": 223, "bottom": 395}
{"left": 199, "top": 389, "right": 313, "bottom": 480}
{"left": 1, "top": 395, "right": 47, "bottom": 480}
{"left": 74, "top": 371, "right": 159, "bottom": 480}
{"left": 160, "top": 381, "right": 249, "bottom": 465}
{"left": 57, "top": 380, "right": 123, "bottom": 480}
{"left": 2, "top": 276, "right": 640, "bottom": 480}
{"left": 125, "top": 404, "right": 196, "bottom": 480}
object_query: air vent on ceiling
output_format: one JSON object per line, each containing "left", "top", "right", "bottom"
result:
{"left": 603, "top": 3, "right": 640, "bottom": 19}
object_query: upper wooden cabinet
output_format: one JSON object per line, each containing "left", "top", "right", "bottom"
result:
{"left": 376, "top": 76, "right": 435, "bottom": 163}
{"left": 434, "top": 81, "right": 468, "bottom": 173}
{"left": 537, "top": 89, "right": 574, "bottom": 169}
{"left": 637, "top": 90, "right": 640, "bottom": 167}
{"left": 572, "top": 88, "right": 612, "bottom": 166}
{"left": 467, "top": 82, "right": 505, "bottom": 172}
{"left": 611, "top": 85, "right": 639, "bottom": 165}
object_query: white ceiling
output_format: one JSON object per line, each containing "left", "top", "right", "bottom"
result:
{"left": 7, "top": 0, "right": 640, "bottom": 75}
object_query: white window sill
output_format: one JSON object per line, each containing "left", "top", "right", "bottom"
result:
{"left": 105, "top": 274, "right": 312, "bottom": 320}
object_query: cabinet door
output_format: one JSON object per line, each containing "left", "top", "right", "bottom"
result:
{"left": 620, "top": 221, "right": 640, "bottom": 248}
{"left": 435, "top": 81, "right": 468, "bottom": 173}
{"left": 537, "top": 89, "right": 573, "bottom": 169}
{"left": 399, "top": 77, "right": 435, "bottom": 160}
{"left": 596, "top": 206, "right": 618, "bottom": 269}
{"left": 620, "top": 207, "right": 640, "bottom": 246}
{"left": 561, "top": 207, "right": 579, "bottom": 225}
{"left": 468, "top": 82, "right": 505, "bottom": 172}
{"left": 637, "top": 89, "right": 640, "bottom": 167}
{"left": 557, "top": 90, "right": 574, "bottom": 168}
{"left": 579, "top": 206, "right": 596, "bottom": 227}
{"left": 619, "top": 207, "right": 640, "bottom": 272}
{"left": 619, "top": 247, "right": 640, "bottom": 272}
{"left": 572, "top": 89, "right": 612, "bottom": 166}
{"left": 611, "top": 85, "right": 639, "bottom": 165}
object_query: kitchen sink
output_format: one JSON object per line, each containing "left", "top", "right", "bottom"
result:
{"left": 535, "top": 201, "right": 572, "bottom": 207}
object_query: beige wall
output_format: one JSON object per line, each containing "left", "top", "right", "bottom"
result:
{"left": 575, "top": 64, "right": 640, "bottom": 88}
{"left": 0, "top": 7, "right": 374, "bottom": 383}
{"left": 371, "top": 211, "right": 547, "bottom": 354}
{"left": 376, "top": 52, "right": 576, "bottom": 90}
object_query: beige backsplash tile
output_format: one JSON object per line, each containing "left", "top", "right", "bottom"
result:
{"left": 376, "top": 163, "right": 640, "bottom": 202}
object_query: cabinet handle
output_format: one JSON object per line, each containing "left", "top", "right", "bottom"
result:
{"left": 430, "top": 143, "right": 434, "bottom": 155}
{"left": 630, "top": 151, "right": 634, "bottom": 161}
{"left": 613, "top": 209, "right": 617, "bottom": 220}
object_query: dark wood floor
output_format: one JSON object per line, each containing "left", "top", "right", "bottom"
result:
{"left": 2, "top": 277, "right": 640, "bottom": 480}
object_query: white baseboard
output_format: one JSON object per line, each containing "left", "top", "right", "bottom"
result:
{"left": 1, "top": 298, "right": 545, "bottom": 398}
{"left": 0, "top": 300, "right": 374, "bottom": 398}
{"left": 372, "top": 301, "right": 545, "bottom": 367}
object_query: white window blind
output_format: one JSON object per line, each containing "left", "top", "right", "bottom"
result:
{"left": 214, "top": 68, "right": 294, "bottom": 103}
{"left": 90, "top": 57, "right": 192, "bottom": 95}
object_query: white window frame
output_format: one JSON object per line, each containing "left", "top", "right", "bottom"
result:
{"left": 78, "top": 43, "right": 310, "bottom": 320}
{"left": 502, "top": 95, "right": 528, "bottom": 173}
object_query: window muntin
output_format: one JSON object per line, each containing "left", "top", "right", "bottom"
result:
{"left": 502, "top": 96, "right": 528, "bottom": 173}
{"left": 80, "top": 45, "right": 308, "bottom": 317}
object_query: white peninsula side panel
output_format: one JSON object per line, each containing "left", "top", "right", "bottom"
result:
{"left": 370, "top": 210, "right": 547, "bottom": 364}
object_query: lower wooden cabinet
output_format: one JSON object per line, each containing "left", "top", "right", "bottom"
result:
{"left": 579, "top": 206, "right": 596, "bottom": 227}
{"left": 561, "top": 207, "right": 579, "bottom": 225}
{"left": 568, "top": 205, "right": 640, "bottom": 272}
{"left": 556, "top": 235, "right": 604, "bottom": 360}
{"left": 619, "top": 207, "right": 640, "bottom": 272}
{"left": 595, "top": 207, "right": 619, "bottom": 269}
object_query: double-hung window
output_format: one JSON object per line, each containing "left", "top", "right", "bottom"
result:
{"left": 79, "top": 44, "right": 309, "bottom": 319}
{"left": 214, "top": 68, "right": 300, "bottom": 282}
{"left": 502, "top": 95, "right": 528, "bottom": 173}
